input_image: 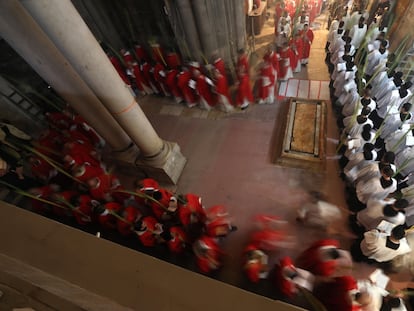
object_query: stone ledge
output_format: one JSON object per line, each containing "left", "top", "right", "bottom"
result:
{"left": 0, "top": 254, "right": 132, "bottom": 311}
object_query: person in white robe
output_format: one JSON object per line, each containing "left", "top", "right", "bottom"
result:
{"left": 356, "top": 198, "right": 408, "bottom": 231}
{"left": 360, "top": 224, "right": 411, "bottom": 262}
{"left": 380, "top": 103, "right": 414, "bottom": 139}
{"left": 356, "top": 165, "right": 397, "bottom": 204}
{"left": 350, "top": 17, "right": 367, "bottom": 49}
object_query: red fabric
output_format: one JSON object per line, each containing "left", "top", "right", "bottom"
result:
{"left": 165, "top": 52, "right": 181, "bottom": 69}
{"left": 89, "top": 173, "right": 124, "bottom": 203}
{"left": 117, "top": 206, "right": 140, "bottom": 236}
{"left": 296, "top": 239, "right": 340, "bottom": 276}
{"left": 63, "top": 141, "right": 100, "bottom": 169}
{"left": 301, "top": 28, "right": 314, "bottom": 59}
{"left": 177, "top": 71, "right": 198, "bottom": 104}
{"left": 134, "top": 45, "right": 150, "bottom": 62}
{"left": 279, "top": 47, "right": 294, "bottom": 79}
{"left": 73, "top": 194, "right": 94, "bottom": 226}
{"left": 250, "top": 229, "right": 286, "bottom": 251}
{"left": 142, "top": 62, "right": 159, "bottom": 92}
{"left": 122, "top": 50, "right": 134, "bottom": 66}
{"left": 214, "top": 73, "right": 232, "bottom": 104}
{"left": 258, "top": 63, "right": 275, "bottom": 100}
{"left": 194, "top": 235, "right": 222, "bottom": 273}
{"left": 274, "top": 256, "right": 297, "bottom": 298}
{"left": 165, "top": 69, "right": 182, "bottom": 99}
{"left": 30, "top": 157, "right": 55, "bottom": 182}
{"left": 243, "top": 243, "right": 265, "bottom": 283}
{"left": 196, "top": 75, "right": 216, "bottom": 106}
{"left": 315, "top": 276, "right": 358, "bottom": 311}
{"left": 151, "top": 44, "right": 165, "bottom": 64}
{"left": 98, "top": 202, "right": 123, "bottom": 230}
{"left": 72, "top": 163, "right": 104, "bottom": 183}
{"left": 213, "top": 58, "right": 226, "bottom": 76}
{"left": 150, "top": 188, "right": 173, "bottom": 220}
{"left": 178, "top": 193, "right": 206, "bottom": 227}
{"left": 136, "top": 216, "right": 159, "bottom": 247}
{"left": 153, "top": 62, "right": 167, "bottom": 85}
{"left": 236, "top": 73, "right": 254, "bottom": 105}
{"left": 237, "top": 54, "right": 250, "bottom": 76}
{"left": 205, "top": 205, "right": 232, "bottom": 237}
{"left": 109, "top": 55, "right": 130, "bottom": 85}
{"left": 168, "top": 226, "right": 188, "bottom": 253}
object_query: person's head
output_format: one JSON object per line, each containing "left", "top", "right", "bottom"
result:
{"left": 394, "top": 199, "right": 409, "bottom": 210}
{"left": 238, "top": 48, "right": 245, "bottom": 56}
{"left": 361, "top": 106, "right": 371, "bottom": 116}
{"left": 388, "top": 297, "right": 402, "bottom": 308}
{"left": 339, "top": 20, "right": 345, "bottom": 28}
{"left": 86, "top": 177, "right": 100, "bottom": 189}
{"left": 357, "top": 114, "right": 368, "bottom": 124}
{"left": 381, "top": 165, "right": 394, "bottom": 179}
{"left": 399, "top": 87, "right": 408, "bottom": 99}
{"left": 391, "top": 225, "right": 406, "bottom": 240}
{"left": 358, "top": 16, "right": 365, "bottom": 26}
{"left": 355, "top": 290, "right": 372, "bottom": 307}
{"left": 382, "top": 151, "right": 395, "bottom": 164}
{"left": 361, "top": 124, "right": 372, "bottom": 140}
{"left": 401, "top": 102, "right": 412, "bottom": 114}
{"left": 327, "top": 248, "right": 340, "bottom": 259}
{"left": 383, "top": 204, "right": 398, "bottom": 217}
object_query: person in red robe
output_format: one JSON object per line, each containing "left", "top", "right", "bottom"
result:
{"left": 134, "top": 177, "right": 159, "bottom": 206}
{"left": 28, "top": 156, "right": 57, "bottom": 183}
{"left": 237, "top": 49, "right": 250, "bottom": 77}
{"left": 165, "top": 69, "right": 183, "bottom": 103}
{"left": 165, "top": 51, "right": 181, "bottom": 69}
{"left": 72, "top": 163, "right": 104, "bottom": 183}
{"left": 131, "top": 62, "right": 153, "bottom": 95}
{"left": 194, "top": 70, "right": 216, "bottom": 111}
{"left": 178, "top": 193, "right": 206, "bottom": 239}
{"left": 236, "top": 68, "right": 254, "bottom": 109}
{"left": 213, "top": 69, "right": 234, "bottom": 113}
{"left": 278, "top": 43, "right": 294, "bottom": 81}
{"left": 87, "top": 173, "right": 129, "bottom": 204}
{"left": 134, "top": 44, "right": 150, "bottom": 63}
{"left": 62, "top": 140, "right": 101, "bottom": 171}
{"left": 150, "top": 188, "right": 174, "bottom": 221}
{"left": 177, "top": 69, "right": 198, "bottom": 108}
{"left": 257, "top": 61, "right": 276, "bottom": 105}
{"left": 150, "top": 43, "right": 165, "bottom": 65}
{"left": 205, "top": 205, "right": 236, "bottom": 238}
{"left": 134, "top": 215, "right": 164, "bottom": 247}
{"left": 153, "top": 62, "right": 170, "bottom": 96}
{"left": 121, "top": 49, "right": 134, "bottom": 67}
{"left": 117, "top": 205, "right": 141, "bottom": 236}
{"left": 107, "top": 52, "right": 130, "bottom": 86}
{"left": 274, "top": 257, "right": 299, "bottom": 297}
{"left": 274, "top": 1, "right": 285, "bottom": 34}
{"left": 167, "top": 226, "right": 188, "bottom": 254}
{"left": 97, "top": 201, "right": 123, "bottom": 230}
{"left": 314, "top": 275, "right": 361, "bottom": 311}
{"left": 295, "top": 239, "right": 344, "bottom": 276}
{"left": 212, "top": 54, "right": 226, "bottom": 77}
{"left": 243, "top": 242, "right": 269, "bottom": 283}
{"left": 72, "top": 194, "right": 97, "bottom": 226}
{"left": 291, "top": 33, "right": 304, "bottom": 73}
{"left": 193, "top": 235, "right": 223, "bottom": 273}
{"left": 301, "top": 24, "right": 314, "bottom": 65}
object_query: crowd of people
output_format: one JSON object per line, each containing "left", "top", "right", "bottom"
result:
{"left": 104, "top": 1, "right": 318, "bottom": 112}
{"left": 3, "top": 0, "right": 414, "bottom": 309}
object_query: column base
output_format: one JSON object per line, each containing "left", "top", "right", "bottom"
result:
{"left": 136, "top": 141, "right": 187, "bottom": 184}
{"left": 108, "top": 141, "right": 186, "bottom": 185}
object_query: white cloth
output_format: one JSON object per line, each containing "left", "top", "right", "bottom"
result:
{"left": 356, "top": 176, "right": 397, "bottom": 204}
{"left": 360, "top": 229, "right": 411, "bottom": 262}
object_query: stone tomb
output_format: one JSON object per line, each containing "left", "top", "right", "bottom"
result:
{"left": 274, "top": 98, "right": 326, "bottom": 171}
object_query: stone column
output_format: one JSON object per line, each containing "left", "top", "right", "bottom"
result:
{"left": 0, "top": 0, "right": 134, "bottom": 157}
{"left": 191, "top": 0, "right": 218, "bottom": 61}
{"left": 21, "top": 0, "right": 186, "bottom": 184}
{"left": 233, "top": 0, "right": 247, "bottom": 51}
{"left": 175, "top": 0, "right": 203, "bottom": 61}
